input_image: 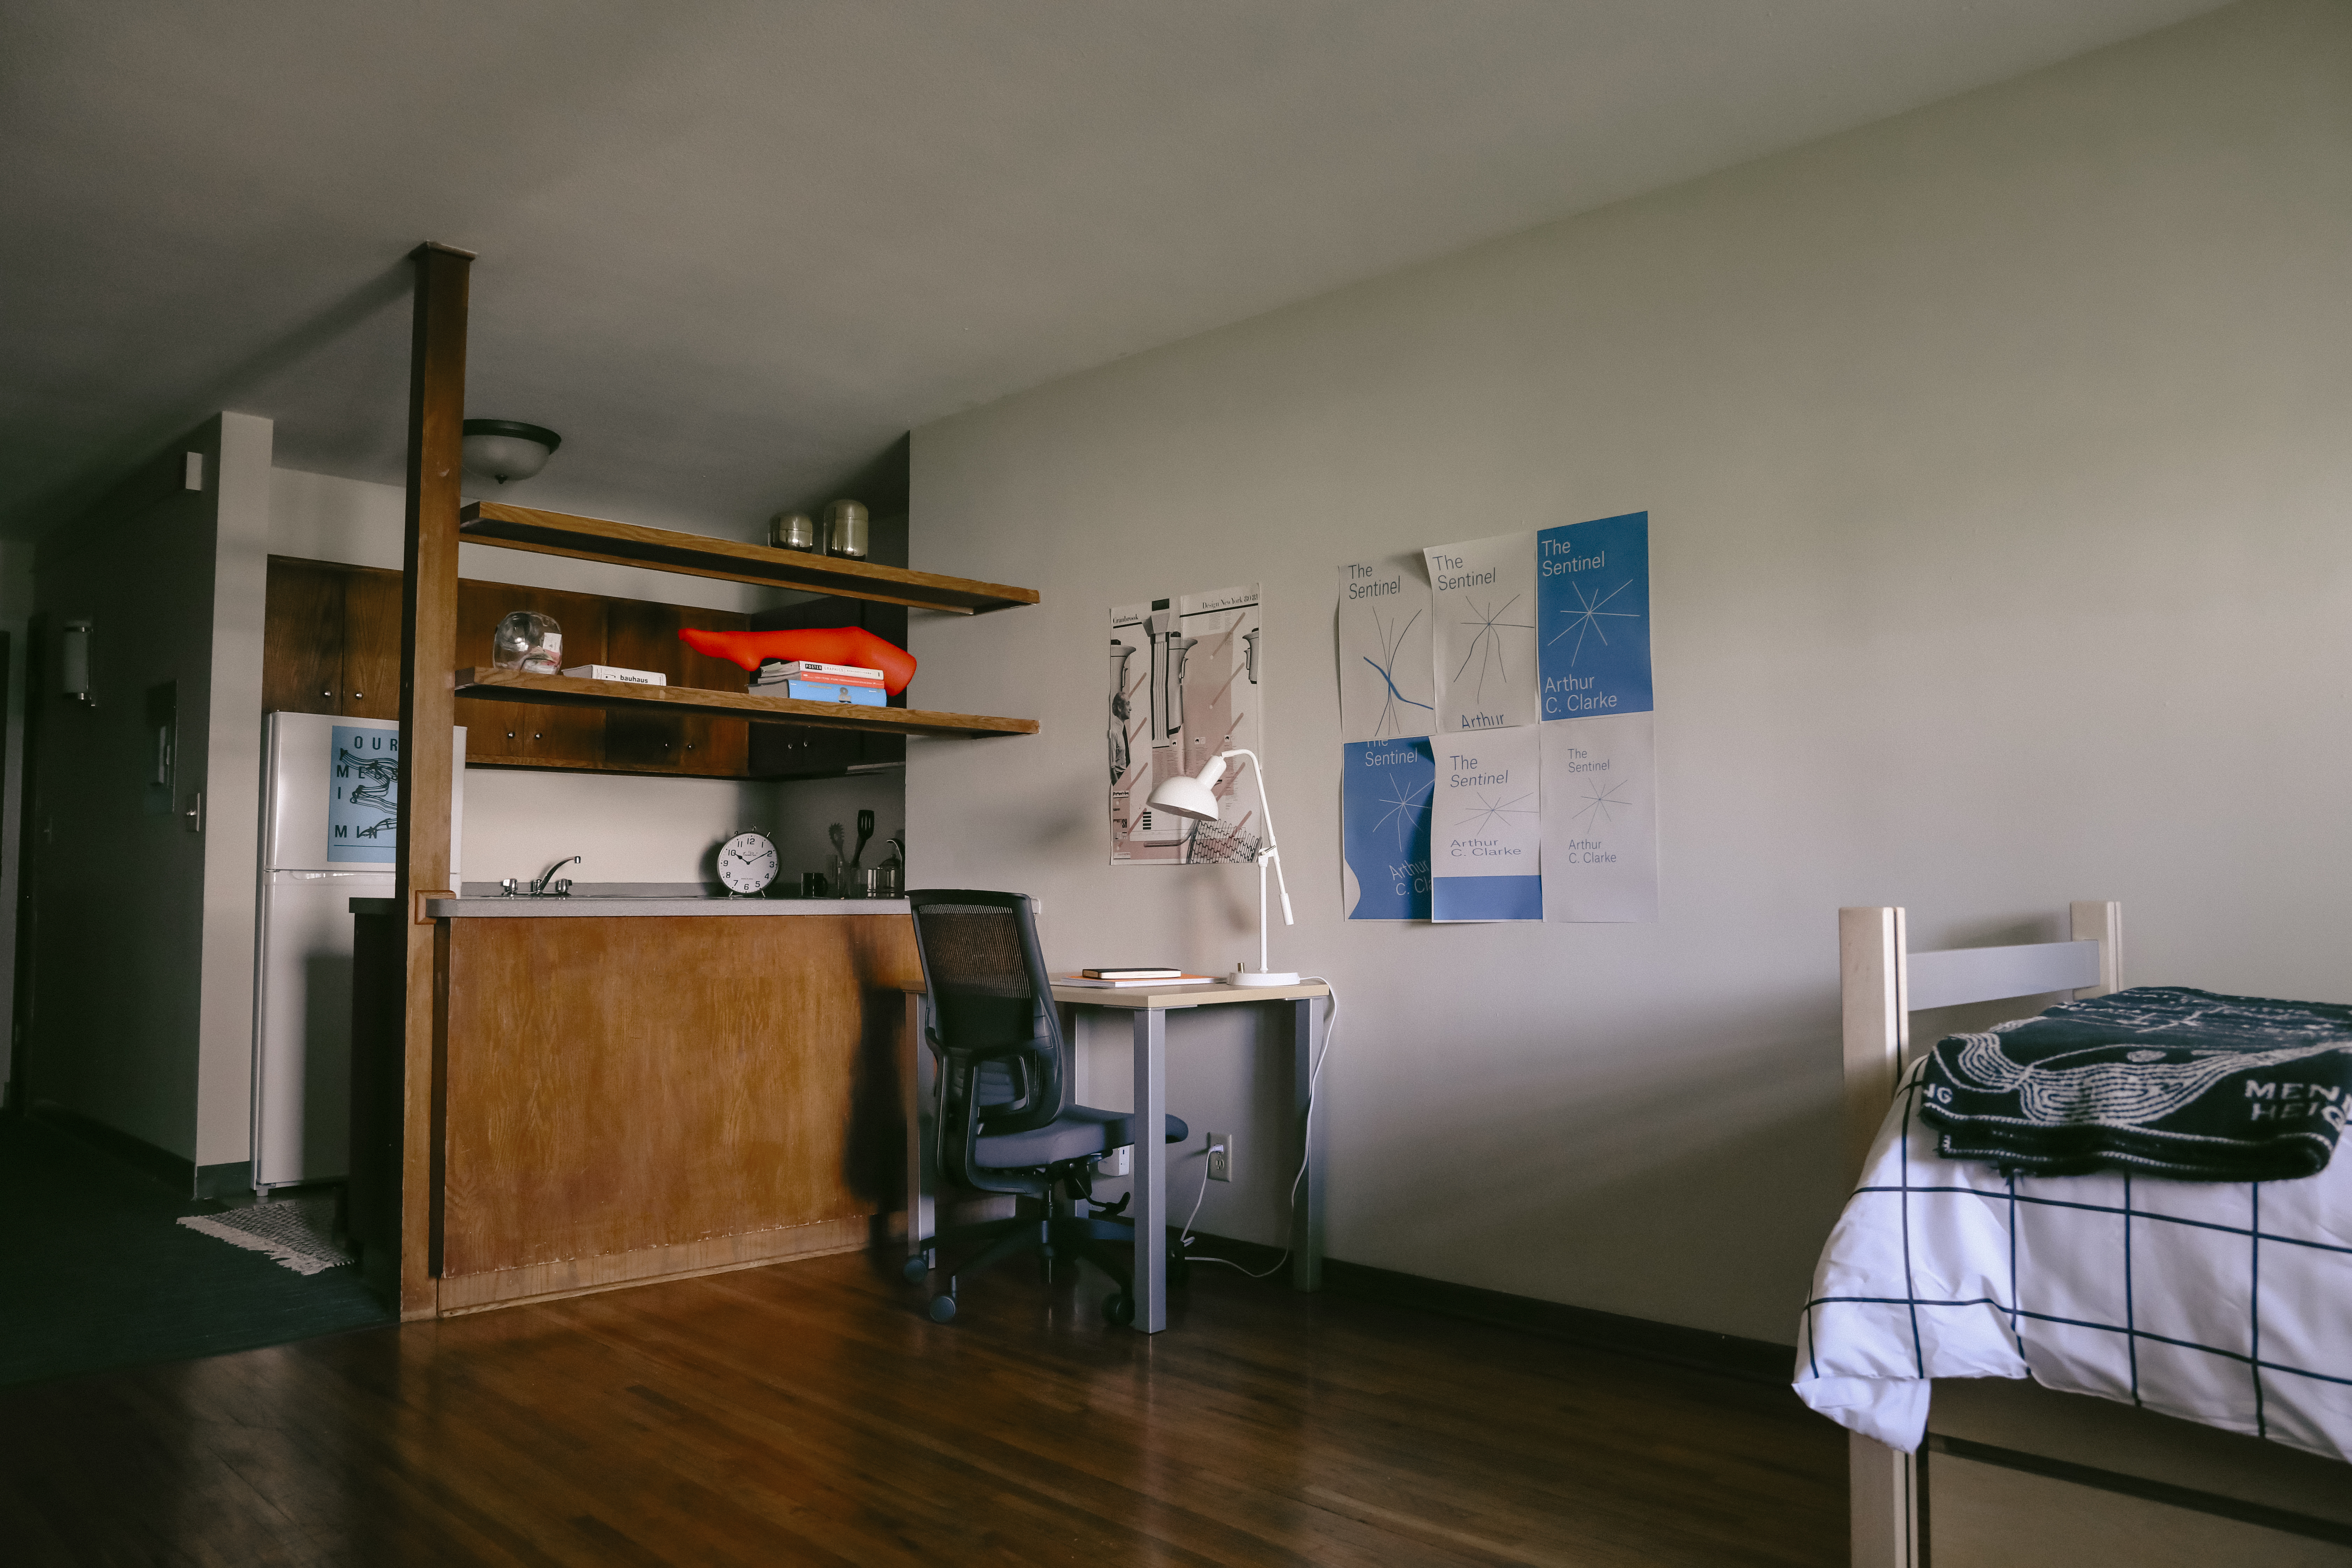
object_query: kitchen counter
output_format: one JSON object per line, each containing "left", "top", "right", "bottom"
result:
{"left": 348, "top": 893, "right": 920, "bottom": 1317}
{"left": 349, "top": 896, "right": 907, "bottom": 918}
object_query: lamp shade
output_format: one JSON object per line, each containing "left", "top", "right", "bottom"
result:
{"left": 461, "top": 420, "right": 562, "bottom": 484}
{"left": 1145, "top": 771, "right": 1220, "bottom": 822}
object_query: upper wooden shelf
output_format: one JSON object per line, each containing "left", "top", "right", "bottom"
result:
{"left": 454, "top": 668, "right": 1037, "bottom": 739}
{"left": 457, "top": 502, "right": 1040, "bottom": 616}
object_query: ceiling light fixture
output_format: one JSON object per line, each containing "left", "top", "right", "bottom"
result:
{"left": 460, "top": 419, "right": 562, "bottom": 485}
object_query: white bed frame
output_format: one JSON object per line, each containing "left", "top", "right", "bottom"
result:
{"left": 1838, "top": 903, "right": 2352, "bottom": 1568}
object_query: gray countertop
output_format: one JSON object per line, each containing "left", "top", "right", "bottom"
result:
{"left": 352, "top": 896, "right": 910, "bottom": 918}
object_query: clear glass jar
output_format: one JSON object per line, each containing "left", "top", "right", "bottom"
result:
{"left": 492, "top": 611, "right": 563, "bottom": 674}
{"left": 825, "top": 499, "right": 869, "bottom": 560}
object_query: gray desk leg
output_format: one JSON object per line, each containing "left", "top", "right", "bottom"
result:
{"left": 1132, "top": 1007, "right": 1168, "bottom": 1332}
{"left": 1292, "top": 995, "right": 1325, "bottom": 1292}
{"left": 904, "top": 993, "right": 933, "bottom": 1266}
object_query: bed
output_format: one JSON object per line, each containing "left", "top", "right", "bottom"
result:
{"left": 1802, "top": 903, "right": 2352, "bottom": 1567}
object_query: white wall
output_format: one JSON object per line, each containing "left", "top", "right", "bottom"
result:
{"left": 27, "top": 413, "right": 273, "bottom": 1169}
{"left": 267, "top": 468, "right": 834, "bottom": 887}
{"left": 906, "top": 0, "right": 2352, "bottom": 1342}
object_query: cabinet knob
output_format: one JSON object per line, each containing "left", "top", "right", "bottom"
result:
{"left": 352, "top": 691, "right": 363, "bottom": 699}
{"left": 321, "top": 690, "right": 331, "bottom": 698}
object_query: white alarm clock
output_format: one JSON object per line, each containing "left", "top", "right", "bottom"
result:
{"left": 717, "top": 830, "right": 779, "bottom": 896}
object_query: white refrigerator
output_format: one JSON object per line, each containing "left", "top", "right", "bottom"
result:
{"left": 252, "top": 713, "right": 464, "bottom": 1192}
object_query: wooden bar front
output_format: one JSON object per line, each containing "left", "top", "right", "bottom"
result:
{"left": 421, "top": 912, "right": 919, "bottom": 1314}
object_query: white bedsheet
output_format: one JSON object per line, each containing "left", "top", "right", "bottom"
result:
{"left": 1795, "top": 1056, "right": 2352, "bottom": 1462}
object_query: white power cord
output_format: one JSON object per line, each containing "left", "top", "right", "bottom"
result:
{"left": 1180, "top": 978, "right": 1337, "bottom": 1279}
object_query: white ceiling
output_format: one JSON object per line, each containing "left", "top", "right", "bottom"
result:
{"left": 1, "top": 0, "right": 2228, "bottom": 541}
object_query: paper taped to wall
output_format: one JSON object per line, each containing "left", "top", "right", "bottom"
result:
{"left": 1424, "top": 532, "right": 1539, "bottom": 733}
{"left": 1541, "top": 712, "right": 1658, "bottom": 922}
{"left": 1340, "top": 737, "right": 1433, "bottom": 920}
{"left": 1432, "top": 726, "right": 1541, "bottom": 921}
{"left": 1337, "top": 554, "right": 1434, "bottom": 743}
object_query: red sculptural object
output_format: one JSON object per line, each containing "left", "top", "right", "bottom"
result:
{"left": 677, "top": 626, "right": 917, "bottom": 696}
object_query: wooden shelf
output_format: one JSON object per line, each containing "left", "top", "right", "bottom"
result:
{"left": 458, "top": 502, "right": 1038, "bottom": 616}
{"left": 454, "top": 668, "right": 1037, "bottom": 739}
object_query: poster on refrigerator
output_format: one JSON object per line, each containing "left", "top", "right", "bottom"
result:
{"left": 1108, "top": 584, "right": 1265, "bottom": 865}
{"left": 1424, "top": 531, "right": 1539, "bottom": 733}
{"left": 1340, "top": 737, "right": 1433, "bottom": 920}
{"left": 1430, "top": 726, "right": 1542, "bottom": 922}
{"left": 1336, "top": 554, "right": 1434, "bottom": 743}
{"left": 1540, "top": 712, "right": 1659, "bottom": 922}
{"left": 328, "top": 723, "right": 400, "bottom": 863}
{"left": 1536, "top": 511, "right": 1651, "bottom": 719}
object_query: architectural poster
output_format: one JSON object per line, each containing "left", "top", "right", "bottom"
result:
{"left": 1108, "top": 583, "right": 1265, "bottom": 866}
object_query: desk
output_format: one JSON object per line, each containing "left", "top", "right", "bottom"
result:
{"left": 900, "top": 980, "right": 1329, "bottom": 1334}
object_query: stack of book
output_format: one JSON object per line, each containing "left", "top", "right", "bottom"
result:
{"left": 1053, "top": 967, "right": 1218, "bottom": 989}
{"left": 753, "top": 659, "right": 887, "bottom": 707}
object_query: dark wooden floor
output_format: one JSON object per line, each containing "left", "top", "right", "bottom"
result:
{"left": 0, "top": 1248, "right": 1843, "bottom": 1566}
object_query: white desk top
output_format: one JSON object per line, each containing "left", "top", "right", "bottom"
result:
{"left": 1046, "top": 980, "right": 1328, "bottom": 1010}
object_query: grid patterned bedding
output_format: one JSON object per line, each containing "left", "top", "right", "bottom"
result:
{"left": 1794, "top": 1054, "right": 2352, "bottom": 1462}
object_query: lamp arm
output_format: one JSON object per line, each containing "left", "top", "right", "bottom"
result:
{"left": 1219, "top": 749, "right": 1294, "bottom": 926}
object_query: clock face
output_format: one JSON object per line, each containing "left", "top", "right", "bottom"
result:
{"left": 717, "top": 831, "right": 779, "bottom": 894}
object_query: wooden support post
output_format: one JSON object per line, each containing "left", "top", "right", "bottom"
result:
{"left": 2070, "top": 899, "right": 2123, "bottom": 998}
{"left": 396, "top": 240, "right": 472, "bottom": 1320}
{"left": 1837, "top": 905, "right": 1908, "bottom": 1187}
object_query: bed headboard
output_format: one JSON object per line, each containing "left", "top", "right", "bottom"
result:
{"left": 1837, "top": 901, "right": 2122, "bottom": 1183}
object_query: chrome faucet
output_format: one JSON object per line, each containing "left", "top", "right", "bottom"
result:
{"left": 530, "top": 855, "right": 581, "bottom": 897}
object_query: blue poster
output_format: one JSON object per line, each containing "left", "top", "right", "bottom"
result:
{"left": 1536, "top": 511, "right": 1651, "bottom": 719}
{"left": 329, "top": 724, "right": 400, "bottom": 863}
{"left": 1340, "top": 738, "right": 1433, "bottom": 920}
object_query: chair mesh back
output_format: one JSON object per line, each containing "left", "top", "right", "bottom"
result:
{"left": 913, "top": 902, "right": 1037, "bottom": 1049}
{"left": 908, "top": 891, "right": 1067, "bottom": 1132}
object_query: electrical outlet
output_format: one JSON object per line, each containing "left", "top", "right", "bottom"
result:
{"left": 1206, "top": 1131, "right": 1231, "bottom": 1182}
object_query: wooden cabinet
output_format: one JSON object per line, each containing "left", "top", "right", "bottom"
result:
{"left": 601, "top": 599, "right": 749, "bottom": 777}
{"left": 265, "top": 556, "right": 764, "bottom": 779}
{"left": 746, "top": 594, "right": 909, "bottom": 778}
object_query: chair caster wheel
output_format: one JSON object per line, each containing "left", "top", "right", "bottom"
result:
{"left": 927, "top": 1293, "right": 958, "bottom": 1323}
{"left": 902, "top": 1254, "right": 931, "bottom": 1284}
{"left": 1102, "top": 1292, "right": 1134, "bottom": 1326}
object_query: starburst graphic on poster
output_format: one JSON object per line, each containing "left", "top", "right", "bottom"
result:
{"left": 1549, "top": 579, "right": 1640, "bottom": 666}
{"left": 1455, "top": 596, "right": 1535, "bottom": 705}
{"left": 1372, "top": 773, "right": 1433, "bottom": 850}
{"left": 1568, "top": 775, "right": 1632, "bottom": 833}
{"left": 1456, "top": 789, "right": 1536, "bottom": 835}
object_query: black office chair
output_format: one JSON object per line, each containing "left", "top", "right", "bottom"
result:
{"left": 903, "top": 889, "right": 1188, "bottom": 1324}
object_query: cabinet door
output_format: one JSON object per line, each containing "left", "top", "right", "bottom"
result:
{"left": 263, "top": 559, "right": 344, "bottom": 716}
{"left": 601, "top": 600, "right": 748, "bottom": 776}
{"left": 338, "top": 568, "right": 404, "bottom": 720}
{"left": 749, "top": 723, "right": 861, "bottom": 779}
{"left": 453, "top": 580, "right": 606, "bottom": 766}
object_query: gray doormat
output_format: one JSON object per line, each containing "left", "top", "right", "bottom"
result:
{"left": 177, "top": 1193, "right": 351, "bottom": 1275}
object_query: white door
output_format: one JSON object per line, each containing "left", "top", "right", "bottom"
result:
{"left": 254, "top": 869, "right": 392, "bottom": 1187}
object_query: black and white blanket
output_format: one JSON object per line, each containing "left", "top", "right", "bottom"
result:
{"left": 1918, "top": 987, "right": 2352, "bottom": 1181}
{"left": 1797, "top": 1052, "right": 2352, "bottom": 1461}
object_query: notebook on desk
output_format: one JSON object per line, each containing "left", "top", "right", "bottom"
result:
{"left": 1054, "top": 972, "right": 1218, "bottom": 989}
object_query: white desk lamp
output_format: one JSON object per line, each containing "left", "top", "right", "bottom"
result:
{"left": 1146, "top": 748, "right": 1299, "bottom": 986}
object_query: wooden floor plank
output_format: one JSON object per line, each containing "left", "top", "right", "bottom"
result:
{"left": 0, "top": 1250, "right": 1841, "bottom": 1566}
